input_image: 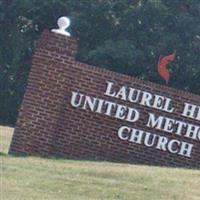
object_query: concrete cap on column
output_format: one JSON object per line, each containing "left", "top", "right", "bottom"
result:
{"left": 51, "top": 16, "right": 71, "bottom": 37}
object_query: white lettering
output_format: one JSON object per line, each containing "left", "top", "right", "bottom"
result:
{"left": 185, "top": 124, "right": 200, "bottom": 140}
{"left": 144, "top": 132, "right": 157, "bottom": 147}
{"left": 115, "top": 86, "right": 127, "bottom": 100}
{"left": 118, "top": 126, "right": 130, "bottom": 140}
{"left": 182, "top": 103, "right": 197, "bottom": 119}
{"left": 104, "top": 101, "right": 116, "bottom": 116}
{"left": 146, "top": 113, "right": 163, "bottom": 130}
{"left": 83, "top": 96, "right": 97, "bottom": 111}
{"left": 115, "top": 104, "right": 127, "bottom": 120}
{"left": 71, "top": 92, "right": 84, "bottom": 107}
{"left": 163, "top": 118, "right": 174, "bottom": 133}
{"left": 140, "top": 91, "right": 152, "bottom": 107}
{"left": 179, "top": 142, "right": 193, "bottom": 157}
{"left": 156, "top": 136, "right": 168, "bottom": 151}
{"left": 126, "top": 108, "right": 140, "bottom": 122}
{"left": 163, "top": 98, "right": 174, "bottom": 113}
{"left": 128, "top": 88, "right": 141, "bottom": 103}
{"left": 104, "top": 81, "right": 116, "bottom": 97}
{"left": 168, "top": 140, "right": 180, "bottom": 154}
{"left": 174, "top": 121, "right": 187, "bottom": 136}
{"left": 129, "top": 129, "right": 144, "bottom": 144}
{"left": 152, "top": 95, "right": 165, "bottom": 110}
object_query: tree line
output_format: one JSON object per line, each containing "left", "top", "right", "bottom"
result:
{"left": 1, "top": 0, "right": 200, "bottom": 126}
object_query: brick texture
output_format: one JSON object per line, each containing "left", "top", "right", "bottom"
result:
{"left": 9, "top": 30, "right": 200, "bottom": 168}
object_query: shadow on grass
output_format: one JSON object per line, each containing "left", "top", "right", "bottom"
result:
{"left": 0, "top": 151, "right": 30, "bottom": 158}
{"left": 5, "top": 152, "right": 200, "bottom": 171}
{"left": 0, "top": 152, "right": 8, "bottom": 157}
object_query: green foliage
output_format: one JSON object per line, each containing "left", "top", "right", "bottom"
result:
{"left": 1, "top": 0, "right": 200, "bottom": 125}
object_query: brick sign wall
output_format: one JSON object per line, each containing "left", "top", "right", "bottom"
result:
{"left": 9, "top": 30, "right": 200, "bottom": 168}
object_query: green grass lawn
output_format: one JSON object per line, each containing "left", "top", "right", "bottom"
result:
{"left": 1, "top": 126, "right": 200, "bottom": 200}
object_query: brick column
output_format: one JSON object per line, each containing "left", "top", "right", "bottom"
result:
{"left": 9, "top": 30, "right": 78, "bottom": 155}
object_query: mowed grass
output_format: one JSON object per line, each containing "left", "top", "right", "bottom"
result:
{"left": 1, "top": 126, "right": 200, "bottom": 200}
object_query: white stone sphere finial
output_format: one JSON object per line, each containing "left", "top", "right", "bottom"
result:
{"left": 51, "top": 16, "right": 71, "bottom": 37}
{"left": 58, "top": 17, "right": 70, "bottom": 30}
